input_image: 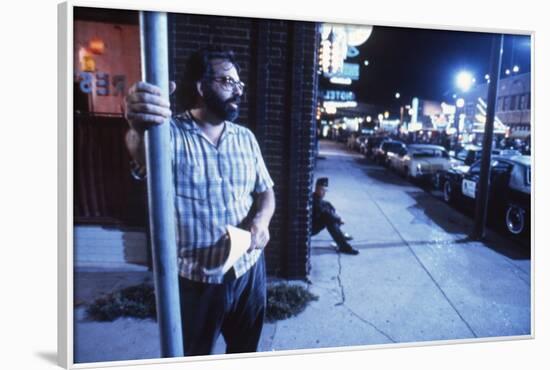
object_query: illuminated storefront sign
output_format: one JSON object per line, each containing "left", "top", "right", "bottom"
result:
{"left": 320, "top": 25, "right": 347, "bottom": 76}
{"left": 322, "top": 100, "right": 358, "bottom": 115}
{"left": 78, "top": 72, "right": 127, "bottom": 97}
{"left": 74, "top": 20, "right": 141, "bottom": 114}
{"left": 325, "top": 62, "right": 360, "bottom": 84}
{"left": 329, "top": 77, "right": 352, "bottom": 85}
{"left": 346, "top": 46, "right": 359, "bottom": 58}
{"left": 323, "top": 101, "right": 357, "bottom": 108}
{"left": 320, "top": 23, "right": 372, "bottom": 79}
{"left": 331, "top": 62, "right": 360, "bottom": 80}
{"left": 323, "top": 90, "right": 356, "bottom": 101}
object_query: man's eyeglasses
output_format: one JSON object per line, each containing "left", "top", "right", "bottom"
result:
{"left": 210, "top": 76, "right": 245, "bottom": 92}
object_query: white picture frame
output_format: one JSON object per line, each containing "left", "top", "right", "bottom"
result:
{"left": 47, "top": 0, "right": 547, "bottom": 369}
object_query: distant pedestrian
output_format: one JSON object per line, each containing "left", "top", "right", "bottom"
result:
{"left": 311, "top": 177, "right": 359, "bottom": 255}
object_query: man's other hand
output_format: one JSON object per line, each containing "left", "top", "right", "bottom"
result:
{"left": 248, "top": 219, "right": 270, "bottom": 252}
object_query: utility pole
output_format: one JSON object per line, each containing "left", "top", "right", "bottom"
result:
{"left": 471, "top": 34, "right": 504, "bottom": 240}
{"left": 140, "top": 11, "right": 184, "bottom": 357}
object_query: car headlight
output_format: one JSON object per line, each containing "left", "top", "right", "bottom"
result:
{"left": 416, "top": 164, "right": 422, "bottom": 173}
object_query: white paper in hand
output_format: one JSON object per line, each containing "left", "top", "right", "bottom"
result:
{"left": 202, "top": 225, "right": 252, "bottom": 276}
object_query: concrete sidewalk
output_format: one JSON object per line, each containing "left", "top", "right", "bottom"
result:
{"left": 73, "top": 139, "right": 531, "bottom": 364}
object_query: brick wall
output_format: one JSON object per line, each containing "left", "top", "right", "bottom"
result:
{"left": 168, "top": 13, "right": 319, "bottom": 279}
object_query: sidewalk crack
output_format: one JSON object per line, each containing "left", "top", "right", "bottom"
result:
{"left": 335, "top": 252, "right": 346, "bottom": 306}
{"left": 332, "top": 255, "right": 395, "bottom": 342}
{"left": 343, "top": 305, "right": 396, "bottom": 343}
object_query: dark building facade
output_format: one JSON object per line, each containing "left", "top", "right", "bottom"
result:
{"left": 73, "top": 7, "right": 320, "bottom": 279}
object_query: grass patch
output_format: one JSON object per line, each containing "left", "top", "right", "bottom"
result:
{"left": 86, "top": 283, "right": 156, "bottom": 321}
{"left": 266, "top": 283, "right": 318, "bottom": 322}
{"left": 86, "top": 282, "right": 318, "bottom": 323}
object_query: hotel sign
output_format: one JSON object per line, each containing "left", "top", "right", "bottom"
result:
{"left": 323, "top": 90, "right": 356, "bottom": 101}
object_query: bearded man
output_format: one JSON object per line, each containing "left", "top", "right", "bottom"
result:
{"left": 124, "top": 46, "right": 275, "bottom": 356}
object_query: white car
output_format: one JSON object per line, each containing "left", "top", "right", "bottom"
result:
{"left": 389, "top": 144, "right": 458, "bottom": 181}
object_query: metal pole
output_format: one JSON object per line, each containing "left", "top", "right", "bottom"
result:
{"left": 454, "top": 105, "right": 460, "bottom": 144}
{"left": 471, "top": 34, "right": 504, "bottom": 240}
{"left": 140, "top": 11, "right": 184, "bottom": 357}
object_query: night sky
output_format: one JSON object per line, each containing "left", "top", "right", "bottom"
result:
{"left": 343, "top": 25, "right": 531, "bottom": 108}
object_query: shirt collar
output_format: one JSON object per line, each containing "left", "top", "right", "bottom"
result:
{"left": 177, "top": 111, "right": 237, "bottom": 135}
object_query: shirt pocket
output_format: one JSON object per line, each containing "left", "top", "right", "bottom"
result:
{"left": 175, "top": 163, "right": 207, "bottom": 201}
{"left": 230, "top": 155, "right": 256, "bottom": 201}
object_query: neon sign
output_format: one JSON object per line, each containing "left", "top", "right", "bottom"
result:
{"left": 78, "top": 72, "right": 127, "bottom": 97}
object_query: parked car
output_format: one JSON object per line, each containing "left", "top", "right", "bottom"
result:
{"left": 388, "top": 144, "right": 457, "bottom": 183}
{"left": 346, "top": 133, "right": 358, "bottom": 149}
{"left": 441, "top": 155, "right": 531, "bottom": 237}
{"left": 350, "top": 134, "right": 368, "bottom": 152}
{"left": 335, "top": 129, "right": 350, "bottom": 143}
{"left": 372, "top": 140, "right": 407, "bottom": 166}
{"left": 359, "top": 139, "right": 369, "bottom": 155}
{"left": 451, "top": 145, "right": 483, "bottom": 166}
{"left": 445, "top": 147, "right": 518, "bottom": 178}
{"left": 363, "top": 136, "right": 386, "bottom": 157}
{"left": 491, "top": 148, "right": 522, "bottom": 157}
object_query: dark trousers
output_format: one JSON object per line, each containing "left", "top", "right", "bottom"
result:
{"left": 178, "top": 254, "right": 266, "bottom": 356}
{"left": 312, "top": 204, "right": 351, "bottom": 250}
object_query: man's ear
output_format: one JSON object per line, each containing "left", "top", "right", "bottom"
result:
{"left": 196, "top": 81, "right": 204, "bottom": 98}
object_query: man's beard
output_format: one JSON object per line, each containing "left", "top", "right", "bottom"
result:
{"left": 203, "top": 86, "right": 240, "bottom": 122}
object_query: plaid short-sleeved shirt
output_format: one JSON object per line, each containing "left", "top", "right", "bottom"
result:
{"left": 170, "top": 112, "right": 274, "bottom": 284}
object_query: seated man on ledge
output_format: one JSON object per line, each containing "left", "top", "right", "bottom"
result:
{"left": 311, "top": 177, "right": 359, "bottom": 255}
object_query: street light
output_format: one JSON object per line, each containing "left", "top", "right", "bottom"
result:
{"left": 454, "top": 98, "right": 465, "bottom": 145}
{"left": 377, "top": 113, "right": 384, "bottom": 131}
{"left": 454, "top": 71, "right": 474, "bottom": 145}
{"left": 394, "top": 92, "right": 403, "bottom": 128}
{"left": 456, "top": 71, "right": 474, "bottom": 92}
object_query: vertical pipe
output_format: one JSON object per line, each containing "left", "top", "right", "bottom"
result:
{"left": 471, "top": 34, "right": 504, "bottom": 240}
{"left": 139, "top": 11, "right": 184, "bottom": 357}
